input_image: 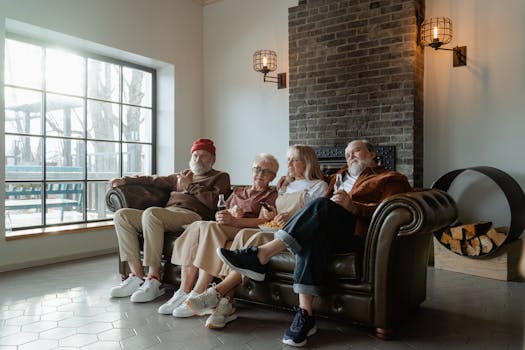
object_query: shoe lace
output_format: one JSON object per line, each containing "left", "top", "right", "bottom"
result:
{"left": 137, "top": 278, "right": 152, "bottom": 292}
{"left": 291, "top": 307, "right": 307, "bottom": 328}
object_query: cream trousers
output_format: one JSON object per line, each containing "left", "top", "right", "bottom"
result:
{"left": 171, "top": 221, "right": 242, "bottom": 278}
{"left": 114, "top": 206, "right": 201, "bottom": 268}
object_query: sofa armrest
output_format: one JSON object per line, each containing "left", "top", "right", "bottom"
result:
{"left": 362, "top": 189, "right": 457, "bottom": 331}
{"left": 105, "top": 184, "right": 171, "bottom": 212}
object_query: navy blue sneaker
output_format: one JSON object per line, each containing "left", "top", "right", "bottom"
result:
{"left": 282, "top": 307, "right": 317, "bottom": 347}
{"left": 216, "top": 246, "right": 267, "bottom": 281}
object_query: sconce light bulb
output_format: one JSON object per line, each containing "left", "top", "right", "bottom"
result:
{"left": 262, "top": 56, "right": 268, "bottom": 68}
{"left": 433, "top": 26, "right": 438, "bottom": 39}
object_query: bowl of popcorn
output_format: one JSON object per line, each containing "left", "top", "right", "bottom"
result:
{"left": 258, "top": 220, "right": 282, "bottom": 233}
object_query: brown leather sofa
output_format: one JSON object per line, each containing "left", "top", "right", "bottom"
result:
{"left": 106, "top": 184, "right": 457, "bottom": 338}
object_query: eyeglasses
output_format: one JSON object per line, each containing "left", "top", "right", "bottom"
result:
{"left": 252, "top": 166, "right": 275, "bottom": 176}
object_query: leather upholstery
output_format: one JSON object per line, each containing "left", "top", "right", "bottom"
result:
{"left": 107, "top": 185, "right": 457, "bottom": 337}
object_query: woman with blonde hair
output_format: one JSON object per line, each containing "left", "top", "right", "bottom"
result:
{"left": 183, "top": 144, "right": 328, "bottom": 329}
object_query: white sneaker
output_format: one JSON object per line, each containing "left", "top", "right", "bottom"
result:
{"left": 205, "top": 297, "right": 237, "bottom": 329}
{"left": 172, "top": 291, "right": 199, "bottom": 318}
{"left": 110, "top": 275, "right": 144, "bottom": 298}
{"left": 185, "top": 285, "right": 221, "bottom": 316}
{"left": 158, "top": 289, "right": 188, "bottom": 314}
{"left": 130, "top": 278, "right": 165, "bottom": 303}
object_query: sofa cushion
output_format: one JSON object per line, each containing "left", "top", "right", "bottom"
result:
{"left": 267, "top": 251, "right": 361, "bottom": 282}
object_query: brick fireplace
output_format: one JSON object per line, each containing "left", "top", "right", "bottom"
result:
{"left": 288, "top": 0, "right": 424, "bottom": 186}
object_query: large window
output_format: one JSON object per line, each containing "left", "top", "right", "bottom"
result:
{"left": 4, "top": 36, "right": 155, "bottom": 233}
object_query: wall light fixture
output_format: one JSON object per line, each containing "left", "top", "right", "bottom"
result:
{"left": 253, "top": 49, "right": 287, "bottom": 89}
{"left": 420, "top": 17, "right": 467, "bottom": 67}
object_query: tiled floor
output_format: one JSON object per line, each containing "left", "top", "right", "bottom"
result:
{"left": 0, "top": 254, "right": 523, "bottom": 350}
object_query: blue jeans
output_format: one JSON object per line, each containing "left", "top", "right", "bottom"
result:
{"left": 275, "top": 197, "right": 362, "bottom": 296}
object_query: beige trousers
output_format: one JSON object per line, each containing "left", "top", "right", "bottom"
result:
{"left": 218, "top": 228, "right": 274, "bottom": 278}
{"left": 171, "top": 221, "right": 242, "bottom": 278}
{"left": 114, "top": 206, "right": 201, "bottom": 268}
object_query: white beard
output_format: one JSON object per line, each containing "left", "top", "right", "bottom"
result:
{"left": 189, "top": 159, "right": 212, "bottom": 175}
{"left": 349, "top": 159, "right": 370, "bottom": 177}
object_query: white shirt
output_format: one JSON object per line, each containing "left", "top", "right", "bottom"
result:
{"left": 340, "top": 171, "right": 359, "bottom": 193}
{"left": 285, "top": 179, "right": 328, "bottom": 204}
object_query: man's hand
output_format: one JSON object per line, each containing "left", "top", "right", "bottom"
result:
{"left": 228, "top": 205, "right": 245, "bottom": 218}
{"left": 108, "top": 178, "right": 125, "bottom": 189}
{"left": 330, "top": 190, "right": 357, "bottom": 214}
{"left": 216, "top": 209, "right": 234, "bottom": 225}
{"left": 177, "top": 173, "right": 193, "bottom": 191}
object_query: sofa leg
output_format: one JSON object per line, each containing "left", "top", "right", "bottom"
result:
{"left": 375, "top": 327, "right": 393, "bottom": 340}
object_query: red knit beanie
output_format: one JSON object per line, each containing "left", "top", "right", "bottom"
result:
{"left": 190, "top": 138, "right": 216, "bottom": 156}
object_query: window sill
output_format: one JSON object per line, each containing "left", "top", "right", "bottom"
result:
{"left": 5, "top": 221, "right": 114, "bottom": 241}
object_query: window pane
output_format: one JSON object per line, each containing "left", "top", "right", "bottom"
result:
{"left": 46, "top": 138, "right": 85, "bottom": 180}
{"left": 87, "top": 181, "right": 114, "bottom": 220}
{"left": 46, "top": 93, "right": 84, "bottom": 138}
{"left": 46, "top": 48, "right": 84, "bottom": 96}
{"left": 5, "top": 182, "right": 44, "bottom": 231}
{"left": 45, "top": 182, "right": 84, "bottom": 225}
{"left": 87, "top": 58, "right": 120, "bottom": 102}
{"left": 5, "top": 87, "right": 42, "bottom": 135}
{"left": 5, "top": 135, "right": 43, "bottom": 181}
{"left": 122, "top": 105, "right": 151, "bottom": 142}
{"left": 87, "top": 100, "right": 119, "bottom": 141}
{"left": 4, "top": 39, "right": 43, "bottom": 89}
{"left": 123, "top": 67, "right": 152, "bottom": 107}
{"left": 123, "top": 143, "right": 151, "bottom": 176}
{"left": 87, "top": 141, "right": 120, "bottom": 180}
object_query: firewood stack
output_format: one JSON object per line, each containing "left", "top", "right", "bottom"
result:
{"left": 437, "top": 221, "right": 509, "bottom": 256}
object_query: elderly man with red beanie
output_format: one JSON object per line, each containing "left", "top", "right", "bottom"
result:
{"left": 109, "top": 138, "right": 231, "bottom": 303}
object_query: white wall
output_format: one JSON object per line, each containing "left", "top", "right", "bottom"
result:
{"left": 0, "top": 0, "right": 203, "bottom": 271}
{"left": 424, "top": 0, "right": 525, "bottom": 278}
{"left": 203, "top": 0, "right": 297, "bottom": 185}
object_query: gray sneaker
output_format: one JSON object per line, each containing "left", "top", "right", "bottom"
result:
{"left": 185, "top": 285, "right": 220, "bottom": 316}
{"left": 205, "top": 297, "right": 237, "bottom": 329}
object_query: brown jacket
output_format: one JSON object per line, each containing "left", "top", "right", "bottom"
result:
{"left": 326, "top": 165, "right": 412, "bottom": 237}
{"left": 123, "top": 169, "right": 231, "bottom": 220}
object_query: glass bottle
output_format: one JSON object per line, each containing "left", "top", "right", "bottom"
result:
{"left": 217, "top": 194, "right": 226, "bottom": 211}
{"left": 334, "top": 173, "right": 343, "bottom": 192}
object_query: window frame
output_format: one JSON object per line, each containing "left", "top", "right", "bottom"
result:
{"left": 4, "top": 33, "right": 157, "bottom": 233}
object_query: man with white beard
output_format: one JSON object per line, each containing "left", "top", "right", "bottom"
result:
{"left": 217, "top": 139, "right": 411, "bottom": 347}
{"left": 109, "top": 138, "right": 230, "bottom": 303}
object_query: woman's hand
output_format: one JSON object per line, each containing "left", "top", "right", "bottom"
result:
{"left": 273, "top": 212, "right": 290, "bottom": 227}
{"left": 260, "top": 206, "right": 277, "bottom": 221}
{"left": 216, "top": 209, "right": 234, "bottom": 225}
{"left": 330, "top": 190, "right": 357, "bottom": 214}
{"left": 108, "top": 178, "right": 125, "bottom": 189}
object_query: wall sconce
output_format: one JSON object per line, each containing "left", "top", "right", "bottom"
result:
{"left": 420, "top": 17, "right": 467, "bottom": 67}
{"left": 253, "top": 49, "right": 287, "bottom": 89}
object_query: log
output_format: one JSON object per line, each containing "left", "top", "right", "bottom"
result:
{"left": 465, "top": 237, "right": 481, "bottom": 256}
{"left": 450, "top": 221, "right": 492, "bottom": 240}
{"left": 479, "top": 234, "right": 494, "bottom": 254}
{"left": 469, "top": 237, "right": 481, "bottom": 256}
{"left": 440, "top": 231, "right": 452, "bottom": 245}
{"left": 450, "top": 226, "right": 464, "bottom": 240}
{"left": 450, "top": 239, "right": 463, "bottom": 255}
{"left": 486, "top": 228, "right": 507, "bottom": 247}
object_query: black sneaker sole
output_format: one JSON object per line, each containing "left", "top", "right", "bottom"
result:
{"left": 216, "top": 247, "right": 266, "bottom": 281}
